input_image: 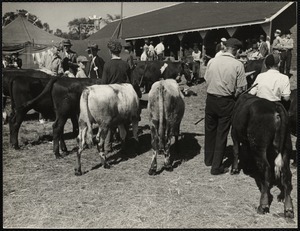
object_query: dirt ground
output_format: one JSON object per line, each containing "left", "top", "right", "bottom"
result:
{"left": 2, "top": 69, "right": 298, "bottom": 228}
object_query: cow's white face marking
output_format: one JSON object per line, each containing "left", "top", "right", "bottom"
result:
{"left": 160, "top": 63, "right": 168, "bottom": 74}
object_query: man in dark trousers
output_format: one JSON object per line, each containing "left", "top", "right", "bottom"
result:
{"left": 101, "top": 39, "right": 132, "bottom": 153}
{"left": 204, "top": 38, "right": 247, "bottom": 175}
{"left": 60, "top": 39, "right": 78, "bottom": 77}
{"left": 86, "top": 44, "right": 105, "bottom": 79}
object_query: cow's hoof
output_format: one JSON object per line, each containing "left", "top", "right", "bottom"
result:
{"left": 284, "top": 209, "right": 294, "bottom": 219}
{"left": 230, "top": 168, "right": 240, "bottom": 175}
{"left": 148, "top": 168, "right": 157, "bottom": 176}
{"left": 103, "top": 163, "right": 110, "bottom": 169}
{"left": 12, "top": 144, "right": 20, "bottom": 150}
{"left": 55, "top": 154, "right": 63, "bottom": 159}
{"left": 164, "top": 165, "right": 173, "bottom": 172}
{"left": 75, "top": 169, "right": 82, "bottom": 176}
{"left": 257, "top": 205, "right": 269, "bottom": 214}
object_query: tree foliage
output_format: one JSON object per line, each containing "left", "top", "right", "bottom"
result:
{"left": 102, "top": 14, "right": 121, "bottom": 25}
{"left": 3, "top": 9, "right": 46, "bottom": 31}
{"left": 67, "top": 17, "right": 96, "bottom": 40}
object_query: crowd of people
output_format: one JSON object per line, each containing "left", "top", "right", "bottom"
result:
{"left": 2, "top": 52, "right": 22, "bottom": 69}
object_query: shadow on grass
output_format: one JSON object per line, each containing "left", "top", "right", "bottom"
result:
{"left": 155, "top": 132, "right": 202, "bottom": 174}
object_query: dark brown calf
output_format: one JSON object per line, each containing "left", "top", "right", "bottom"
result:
{"left": 231, "top": 93, "right": 294, "bottom": 218}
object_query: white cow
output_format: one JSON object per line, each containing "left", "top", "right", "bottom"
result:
{"left": 75, "top": 83, "right": 140, "bottom": 175}
{"left": 148, "top": 79, "right": 185, "bottom": 175}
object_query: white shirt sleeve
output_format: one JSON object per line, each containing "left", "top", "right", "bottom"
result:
{"left": 281, "top": 76, "right": 291, "bottom": 97}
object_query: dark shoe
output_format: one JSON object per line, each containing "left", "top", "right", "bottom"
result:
{"left": 211, "top": 166, "right": 229, "bottom": 175}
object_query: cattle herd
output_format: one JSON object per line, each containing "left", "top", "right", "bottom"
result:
{"left": 2, "top": 60, "right": 297, "bottom": 219}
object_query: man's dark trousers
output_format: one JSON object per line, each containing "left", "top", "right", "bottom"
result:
{"left": 204, "top": 94, "right": 235, "bottom": 172}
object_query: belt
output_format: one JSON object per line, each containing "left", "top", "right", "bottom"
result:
{"left": 208, "top": 93, "right": 234, "bottom": 99}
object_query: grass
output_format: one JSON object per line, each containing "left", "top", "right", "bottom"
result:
{"left": 2, "top": 69, "right": 298, "bottom": 228}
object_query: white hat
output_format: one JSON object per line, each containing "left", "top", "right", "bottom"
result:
{"left": 221, "top": 38, "right": 227, "bottom": 42}
{"left": 275, "top": 29, "right": 281, "bottom": 34}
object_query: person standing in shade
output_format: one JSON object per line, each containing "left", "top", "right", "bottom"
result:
{"left": 155, "top": 39, "right": 165, "bottom": 61}
{"left": 86, "top": 44, "right": 105, "bottom": 79}
{"left": 271, "top": 29, "right": 283, "bottom": 54}
{"left": 101, "top": 39, "right": 132, "bottom": 153}
{"left": 204, "top": 38, "right": 247, "bottom": 175}
{"left": 280, "top": 30, "right": 294, "bottom": 77}
{"left": 191, "top": 45, "right": 202, "bottom": 84}
{"left": 10, "top": 52, "right": 22, "bottom": 69}
{"left": 49, "top": 45, "right": 63, "bottom": 76}
{"left": 60, "top": 39, "right": 78, "bottom": 77}
{"left": 257, "top": 35, "right": 269, "bottom": 58}
{"left": 121, "top": 42, "right": 135, "bottom": 70}
{"left": 148, "top": 41, "right": 156, "bottom": 61}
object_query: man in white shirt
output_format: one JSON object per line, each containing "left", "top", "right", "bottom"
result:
{"left": 191, "top": 45, "right": 202, "bottom": 84}
{"left": 155, "top": 39, "right": 165, "bottom": 61}
{"left": 249, "top": 53, "right": 291, "bottom": 110}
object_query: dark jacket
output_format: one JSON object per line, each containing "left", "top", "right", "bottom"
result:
{"left": 60, "top": 50, "right": 78, "bottom": 75}
{"left": 86, "top": 55, "right": 105, "bottom": 79}
{"left": 101, "top": 58, "right": 131, "bottom": 84}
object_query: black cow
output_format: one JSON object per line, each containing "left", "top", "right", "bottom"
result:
{"left": 244, "top": 59, "right": 265, "bottom": 88}
{"left": 20, "top": 77, "right": 101, "bottom": 158}
{"left": 131, "top": 60, "right": 192, "bottom": 93}
{"left": 20, "top": 75, "right": 142, "bottom": 158}
{"left": 3, "top": 70, "right": 59, "bottom": 148}
{"left": 231, "top": 93, "right": 294, "bottom": 218}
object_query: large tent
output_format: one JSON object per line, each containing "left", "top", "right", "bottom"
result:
{"left": 2, "top": 15, "right": 63, "bottom": 69}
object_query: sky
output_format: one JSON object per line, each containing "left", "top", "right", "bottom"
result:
{"left": 2, "top": 2, "right": 180, "bottom": 32}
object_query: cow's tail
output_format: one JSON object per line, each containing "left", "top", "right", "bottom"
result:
{"left": 274, "top": 103, "right": 288, "bottom": 179}
{"left": 18, "top": 77, "right": 58, "bottom": 112}
{"left": 79, "top": 88, "right": 93, "bottom": 148}
{"left": 158, "top": 82, "right": 165, "bottom": 151}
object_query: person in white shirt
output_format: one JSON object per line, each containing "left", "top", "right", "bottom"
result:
{"left": 191, "top": 45, "right": 202, "bottom": 84}
{"left": 140, "top": 45, "right": 149, "bottom": 61}
{"left": 148, "top": 41, "right": 156, "bottom": 60}
{"left": 155, "top": 39, "right": 165, "bottom": 60}
{"left": 249, "top": 53, "right": 291, "bottom": 110}
{"left": 247, "top": 44, "right": 263, "bottom": 60}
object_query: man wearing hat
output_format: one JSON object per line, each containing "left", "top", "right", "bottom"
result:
{"left": 60, "top": 39, "right": 78, "bottom": 77}
{"left": 204, "top": 37, "right": 247, "bottom": 175}
{"left": 271, "top": 29, "right": 283, "bottom": 54}
{"left": 279, "top": 29, "right": 294, "bottom": 76}
{"left": 249, "top": 53, "right": 291, "bottom": 110}
{"left": 76, "top": 56, "right": 89, "bottom": 78}
{"left": 86, "top": 44, "right": 105, "bottom": 79}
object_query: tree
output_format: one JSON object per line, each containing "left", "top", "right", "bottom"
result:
{"left": 54, "top": 28, "right": 63, "bottom": 37}
{"left": 102, "top": 14, "right": 121, "bottom": 25}
{"left": 3, "top": 9, "right": 46, "bottom": 31}
{"left": 67, "top": 17, "right": 95, "bottom": 40}
{"left": 43, "top": 22, "right": 50, "bottom": 32}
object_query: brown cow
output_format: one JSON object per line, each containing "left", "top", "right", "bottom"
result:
{"left": 147, "top": 79, "right": 185, "bottom": 175}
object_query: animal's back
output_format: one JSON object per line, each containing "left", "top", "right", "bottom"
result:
{"left": 85, "top": 83, "right": 139, "bottom": 126}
